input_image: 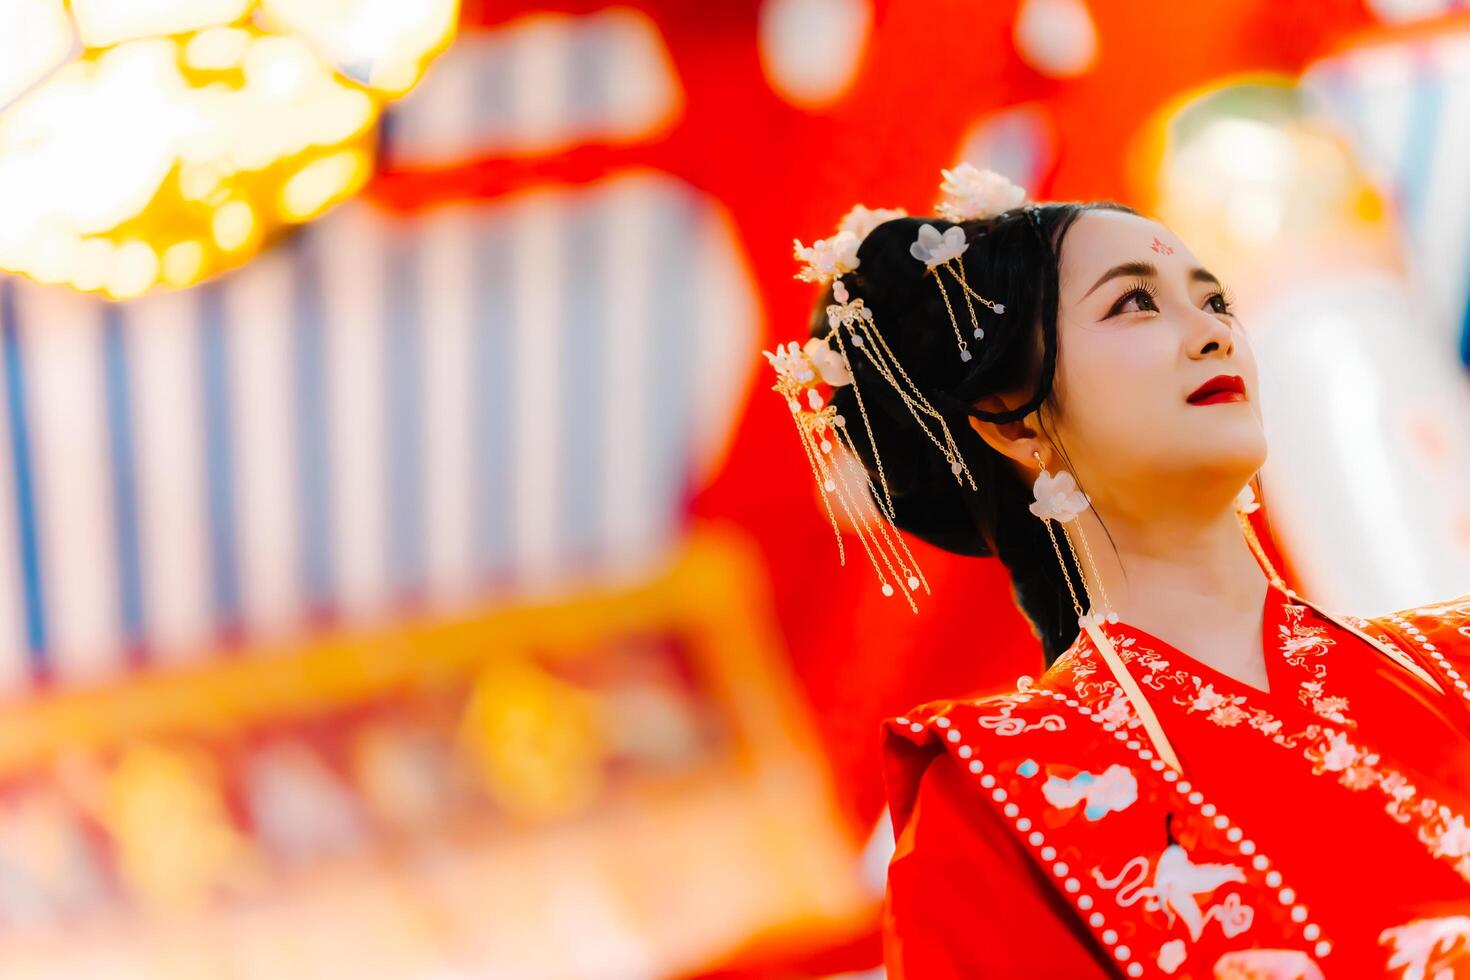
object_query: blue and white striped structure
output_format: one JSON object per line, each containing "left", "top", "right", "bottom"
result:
{"left": 379, "top": 8, "right": 680, "bottom": 168}
{"left": 1303, "top": 27, "right": 1470, "bottom": 368}
{"left": 0, "top": 175, "right": 757, "bottom": 688}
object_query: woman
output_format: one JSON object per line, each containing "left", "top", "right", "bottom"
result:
{"left": 767, "top": 168, "right": 1470, "bottom": 978}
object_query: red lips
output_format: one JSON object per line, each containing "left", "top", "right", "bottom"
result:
{"left": 1187, "top": 374, "right": 1246, "bottom": 404}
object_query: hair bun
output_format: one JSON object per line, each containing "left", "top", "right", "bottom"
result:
{"left": 796, "top": 201, "right": 1139, "bottom": 664}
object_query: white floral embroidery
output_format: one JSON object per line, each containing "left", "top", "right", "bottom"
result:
{"left": 1306, "top": 730, "right": 1360, "bottom": 773}
{"left": 1273, "top": 603, "right": 1362, "bottom": 728}
{"left": 1381, "top": 771, "right": 1417, "bottom": 823}
{"left": 1191, "top": 682, "right": 1227, "bottom": 712}
{"left": 1379, "top": 915, "right": 1470, "bottom": 979}
{"left": 1058, "top": 625, "right": 1470, "bottom": 888}
{"left": 1280, "top": 629, "right": 1333, "bottom": 663}
{"left": 1040, "top": 764, "right": 1138, "bottom": 820}
{"left": 1310, "top": 695, "right": 1351, "bottom": 725}
{"left": 1423, "top": 811, "right": 1470, "bottom": 860}
{"left": 1095, "top": 687, "right": 1141, "bottom": 729}
{"left": 1213, "top": 948, "right": 1325, "bottom": 980}
{"left": 1209, "top": 703, "right": 1249, "bottom": 727}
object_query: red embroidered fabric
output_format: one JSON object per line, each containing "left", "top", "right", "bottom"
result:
{"left": 880, "top": 583, "right": 1470, "bottom": 978}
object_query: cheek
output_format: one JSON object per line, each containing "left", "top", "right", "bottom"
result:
{"left": 1058, "top": 326, "right": 1170, "bottom": 414}
{"left": 1055, "top": 327, "right": 1171, "bottom": 436}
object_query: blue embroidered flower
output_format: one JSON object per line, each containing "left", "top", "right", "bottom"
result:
{"left": 1017, "top": 759, "right": 1039, "bottom": 778}
{"left": 1041, "top": 764, "right": 1139, "bottom": 821}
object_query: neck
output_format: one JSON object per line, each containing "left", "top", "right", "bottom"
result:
{"left": 1070, "top": 498, "right": 1268, "bottom": 635}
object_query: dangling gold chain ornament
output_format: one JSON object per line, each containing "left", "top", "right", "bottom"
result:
{"left": 764, "top": 165, "right": 1026, "bottom": 611}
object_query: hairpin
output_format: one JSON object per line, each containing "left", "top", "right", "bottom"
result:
{"left": 766, "top": 168, "right": 1023, "bottom": 608}
{"left": 911, "top": 163, "right": 1025, "bottom": 363}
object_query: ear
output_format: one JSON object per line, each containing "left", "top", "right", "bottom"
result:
{"left": 966, "top": 392, "right": 1051, "bottom": 474}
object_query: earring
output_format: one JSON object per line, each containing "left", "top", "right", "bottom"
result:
{"left": 1029, "top": 451, "right": 1118, "bottom": 627}
{"left": 1235, "top": 480, "right": 1296, "bottom": 598}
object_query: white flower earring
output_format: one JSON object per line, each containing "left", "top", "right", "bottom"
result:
{"left": 1030, "top": 451, "right": 1118, "bottom": 627}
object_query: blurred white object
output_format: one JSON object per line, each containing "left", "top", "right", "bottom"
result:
{"left": 260, "top": 0, "right": 458, "bottom": 95}
{"left": 0, "top": 173, "right": 756, "bottom": 686}
{"left": 1254, "top": 271, "right": 1470, "bottom": 612}
{"left": 383, "top": 9, "right": 681, "bottom": 166}
{"left": 1303, "top": 30, "right": 1470, "bottom": 361}
{"left": 1153, "top": 80, "right": 1470, "bottom": 614}
{"left": 759, "top": 0, "right": 872, "bottom": 107}
{"left": 70, "top": 0, "right": 251, "bottom": 47}
{"left": 0, "top": 0, "right": 75, "bottom": 111}
{"left": 1013, "top": 0, "right": 1098, "bottom": 79}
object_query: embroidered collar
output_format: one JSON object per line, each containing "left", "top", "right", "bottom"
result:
{"left": 1036, "top": 585, "right": 1470, "bottom": 888}
{"left": 1049, "top": 582, "right": 1349, "bottom": 729}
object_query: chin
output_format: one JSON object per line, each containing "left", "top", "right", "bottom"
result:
{"left": 1196, "top": 444, "right": 1267, "bottom": 480}
{"left": 1167, "top": 429, "right": 1266, "bottom": 479}
{"left": 1187, "top": 410, "right": 1266, "bottom": 452}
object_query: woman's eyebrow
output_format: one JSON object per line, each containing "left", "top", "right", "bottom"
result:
{"left": 1081, "top": 260, "right": 1221, "bottom": 299}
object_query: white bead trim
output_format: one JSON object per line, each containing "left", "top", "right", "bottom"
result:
{"left": 903, "top": 698, "right": 1334, "bottom": 967}
{"left": 1386, "top": 615, "right": 1470, "bottom": 706}
{"left": 1026, "top": 686, "right": 1332, "bottom": 959}
{"left": 940, "top": 712, "right": 1117, "bottom": 970}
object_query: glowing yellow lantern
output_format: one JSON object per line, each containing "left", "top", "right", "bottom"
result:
{"left": 0, "top": 0, "right": 458, "bottom": 299}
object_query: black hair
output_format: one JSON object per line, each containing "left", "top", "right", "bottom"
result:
{"left": 810, "top": 202, "right": 1139, "bottom": 666}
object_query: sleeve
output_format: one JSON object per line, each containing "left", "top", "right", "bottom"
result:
{"left": 881, "top": 750, "right": 1112, "bottom": 980}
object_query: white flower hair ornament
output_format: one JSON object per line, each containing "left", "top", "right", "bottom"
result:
{"left": 936, "top": 162, "right": 1028, "bottom": 222}
{"left": 912, "top": 164, "right": 1023, "bottom": 364}
{"left": 838, "top": 204, "right": 908, "bottom": 243}
{"left": 909, "top": 223, "right": 969, "bottom": 268}
{"left": 793, "top": 230, "right": 861, "bottom": 283}
{"left": 763, "top": 213, "right": 986, "bottom": 609}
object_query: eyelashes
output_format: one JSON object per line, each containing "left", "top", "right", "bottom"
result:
{"left": 1115, "top": 277, "right": 1159, "bottom": 313}
{"left": 1212, "top": 284, "right": 1237, "bottom": 316}
{"left": 1107, "top": 278, "right": 1236, "bottom": 318}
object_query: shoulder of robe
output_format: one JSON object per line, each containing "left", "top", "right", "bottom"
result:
{"left": 883, "top": 685, "right": 1324, "bottom": 976}
{"left": 879, "top": 683, "right": 1115, "bottom": 830}
{"left": 1354, "top": 590, "right": 1470, "bottom": 668}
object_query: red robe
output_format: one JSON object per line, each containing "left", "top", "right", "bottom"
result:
{"left": 881, "top": 581, "right": 1470, "bottom": 978}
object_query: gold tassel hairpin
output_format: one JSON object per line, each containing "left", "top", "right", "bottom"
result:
{"left": 768, "top": 167, "right": 1026, "bottom": 609}
{"left": 909, "top": 224, "right": 1003, "bottom": 364}
{"left": 909, "top": 163, "right": 1025, "bottom": 363}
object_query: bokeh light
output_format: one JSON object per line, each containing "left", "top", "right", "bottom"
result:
{"left": 0, "top": 0, "right": 456, "bottom": 299}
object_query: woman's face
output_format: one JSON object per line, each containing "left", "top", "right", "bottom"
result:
{"left": 1044, "top": 209, "right": 1266, "bottom": 517}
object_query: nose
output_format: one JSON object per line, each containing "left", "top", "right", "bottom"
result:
{"left": 1188, "top": 307, "right": 1234, "bottom": 359}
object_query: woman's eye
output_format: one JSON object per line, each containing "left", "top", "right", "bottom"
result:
{"left": 1114, "top": 287, "right": 1157, "bottom": 314}
{"left": 1207, "top": 293, "right": 1234, "bottom": 315}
